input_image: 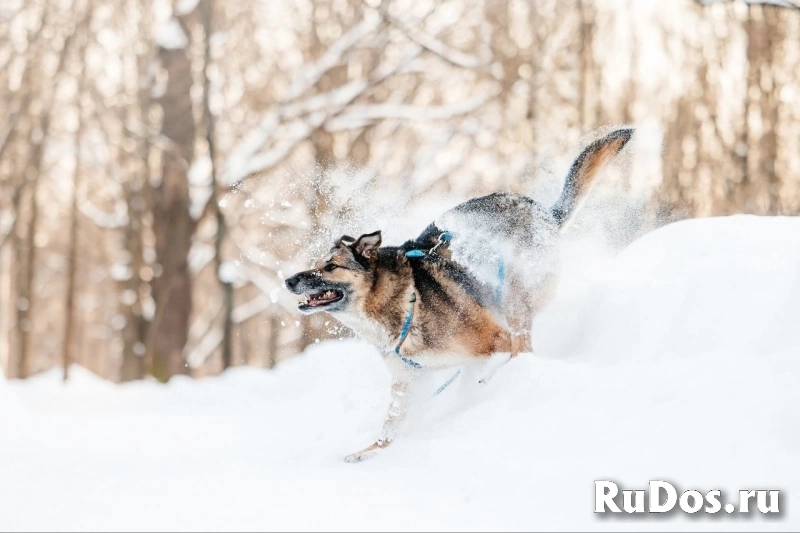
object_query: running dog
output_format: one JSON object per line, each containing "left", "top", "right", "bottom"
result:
{"left": 284, "top": 128, "right": 633, "bottom": 462}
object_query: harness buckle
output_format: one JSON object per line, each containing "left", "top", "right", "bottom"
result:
{"left": 429, "top": 231, "right": 452, "bottom": 255}
{"left": 405, "top": 231, "right": 451, "bottom": 259}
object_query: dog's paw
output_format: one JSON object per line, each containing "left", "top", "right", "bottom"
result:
{"left": 477, "top": 370, "right": 497, "bottom": 386}
{"left": 343, "top": 440, "right": 389, "bottom": 463}
{"left": 344, "top": 450, "right": 377, "bottom": 464}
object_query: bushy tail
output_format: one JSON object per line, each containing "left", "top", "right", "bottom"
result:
{"left": 551, "top": 128, "right": 633, "bottom": 229}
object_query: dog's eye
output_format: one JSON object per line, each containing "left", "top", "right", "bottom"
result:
{"left": 323, "top": 263, "right": 338, "bottom": 272}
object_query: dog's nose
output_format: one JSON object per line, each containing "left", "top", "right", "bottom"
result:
{"left": 285, "top": 275, "right": 299, "bottom": 292}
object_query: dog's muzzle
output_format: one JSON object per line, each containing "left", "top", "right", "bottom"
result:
{"left": 285, "top": 271, "right": 347, "bottom": 313}
{"left": 284, "top": 273, "right": 303, "bottom": 293}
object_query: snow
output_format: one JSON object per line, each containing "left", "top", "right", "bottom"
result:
{"left": 0, "top": 363, "right": 18, "bottom": 424}
{"left": 187, "top": 154, "right": 212, "bottom": 186}
{"left": 217, "top": 260, "right": 238, "bottom": 283}
{"left": 2, "top": 214, "right": 799, "bottom": 531}
{"left": 155, "top": 18, "right": 188, "bottom": 50}
{"left": 174, "top": 0, "right": 200, "bottom": 16}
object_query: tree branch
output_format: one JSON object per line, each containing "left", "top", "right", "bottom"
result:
{"left": 379, "top": 7, "right": 494, "bottom": 72}
{"left": 325, "top": 91, "right": 499, "bottom": 131}
{"left": 698, "top": 0, "right": 800, "bottom": 9}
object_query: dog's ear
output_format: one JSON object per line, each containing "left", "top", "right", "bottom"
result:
{"left": 353, "top": 230, "right": 381, "bottom": 259}
{"left": 335, "top": 235, "right": 356, "bottom": 248}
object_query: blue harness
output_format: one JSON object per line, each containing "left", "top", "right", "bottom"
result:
{"left": 393, "top": 291, "right": 422, "bottom": 369}
{"left": 391, "top": 288, "right": 462, "bottom": 395}
{"left": 392, "top": 231, "right": 506, "bottom": 396}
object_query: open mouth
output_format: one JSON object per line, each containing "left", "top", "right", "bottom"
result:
{"left": 298, "top": 289, "right": 344, "bottom": 310}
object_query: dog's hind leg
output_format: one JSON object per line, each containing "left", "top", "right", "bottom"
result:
{"left": 478, "top": 276, "right": 534, "bottom": 385}
{"left": 504, "top": 273, "right": 535, "bottom": 353}
{"left": 477, "top": 351, "right": 511, "bottom": 385}
{"left": 344, "top": 376, "right": 415, "bottom": 463}
{"left": 502, "top": 270, "right": 559, "bottom": 360}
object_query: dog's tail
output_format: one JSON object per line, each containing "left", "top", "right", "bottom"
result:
{"left": 551, "top": 128, "right": 633, "bottom": 230}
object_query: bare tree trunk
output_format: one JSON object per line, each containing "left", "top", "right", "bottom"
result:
{"left": 16, "top": 139, "right": 43, "bottom": 379}
{"left": 739, "top": 3, "right": 783, "bottom": 213}
{"left": 62, "top": 92, "right": 83, "bottom": 382}
{"left": 13, "top": 4, "right": 79, "bottom": 379}
{"left": 4, "top": 182, "right": 26, "bottom": 377}
{"left": 577, "top": 0, "right": 596, "bottom": 132}
{"left": 119, "top": 0, "right": 154, "bottom": 383}
{"left": 62, "top": 8, "right": 93, "bottom": 381}
{"left": 118, "top": 115, "right": 150, "bottom": 382}
{"left": 742, "top": 4, "right": 757, "bottom": 210}
{"left": 202, "top": 0, "right": 234, "bottom": 370}
{"left": 118, "top": 167, "right": 147, "bottom": 382}
{"left": 621, "top": 1, "right": 639, "bottom": 126}
{"left": 266, "top": 309, "right": 280, "bottom": 369}
{"left": 147, "top": 18, "right": 196, "bottom": 383}
{"left": 118, "top": 180, "right": 149, "bottom": 382}
{"left": 488, "top": 0, "right": 518, "bottom": 92}
{"left": 754, "top": 4, "right": 782, "bottom": 212}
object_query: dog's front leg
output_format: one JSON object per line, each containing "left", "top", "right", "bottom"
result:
{"left": 344, "top": 376, "right": 415, "bottom": 463}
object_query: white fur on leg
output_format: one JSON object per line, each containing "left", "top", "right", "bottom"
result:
{"left": 478, "top": 352, "right": 511, "bottom": 385}
{"left": 344, "top": 377, "right": 415, "bottom": 463}
{"left": 344, "top": 440, "right": 387, "bottom": 463}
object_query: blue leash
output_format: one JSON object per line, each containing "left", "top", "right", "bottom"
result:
{"left": 434, "top": 368, "right": 462, "bottom": 395}
{"left": 392, "top": 290, "right": 458, "bottom": 395}
{"left": 393, "top": 292, "right": 422, "bottom": 369}
{"left": 393, "top": 231, "right": 460, "bottom": 394}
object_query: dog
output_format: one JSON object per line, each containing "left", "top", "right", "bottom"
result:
{"left": 284, "top": 128, "right": 633, "bottom": 462}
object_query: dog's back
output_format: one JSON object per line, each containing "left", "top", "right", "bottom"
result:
{"left": 411, "top": 128, "right": 634, "bottom": 341}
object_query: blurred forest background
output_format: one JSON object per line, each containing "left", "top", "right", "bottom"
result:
{"left": 1, "top": 0, "right": 799, "bottom": 382}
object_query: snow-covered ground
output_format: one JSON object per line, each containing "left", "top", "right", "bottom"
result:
{"left": 2, "top": 214, "right": 799, "bottom": 531}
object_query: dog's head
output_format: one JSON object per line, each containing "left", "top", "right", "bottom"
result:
{"left": 284, "top": 230, "right": 383, "bottom": 315}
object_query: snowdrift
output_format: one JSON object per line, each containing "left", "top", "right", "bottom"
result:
{"left": 0, "top": 360, "right": 18, "bottom": 423}
{"left": 1, "top": 214, "right": 798, "bottom": 532}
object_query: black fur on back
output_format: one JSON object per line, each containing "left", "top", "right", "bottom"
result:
{"left": 397, "top": 237, "right": 496, "bottom": 310}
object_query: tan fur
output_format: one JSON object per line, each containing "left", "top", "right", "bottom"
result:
{"left": 554, "top": 129, "right": 632, "bottom": 229}
{"left": 352, "top": 254, "right": 510, "bottom": 361}
{"left": 571, "top": 135, "right": 628, "bottom": 201}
